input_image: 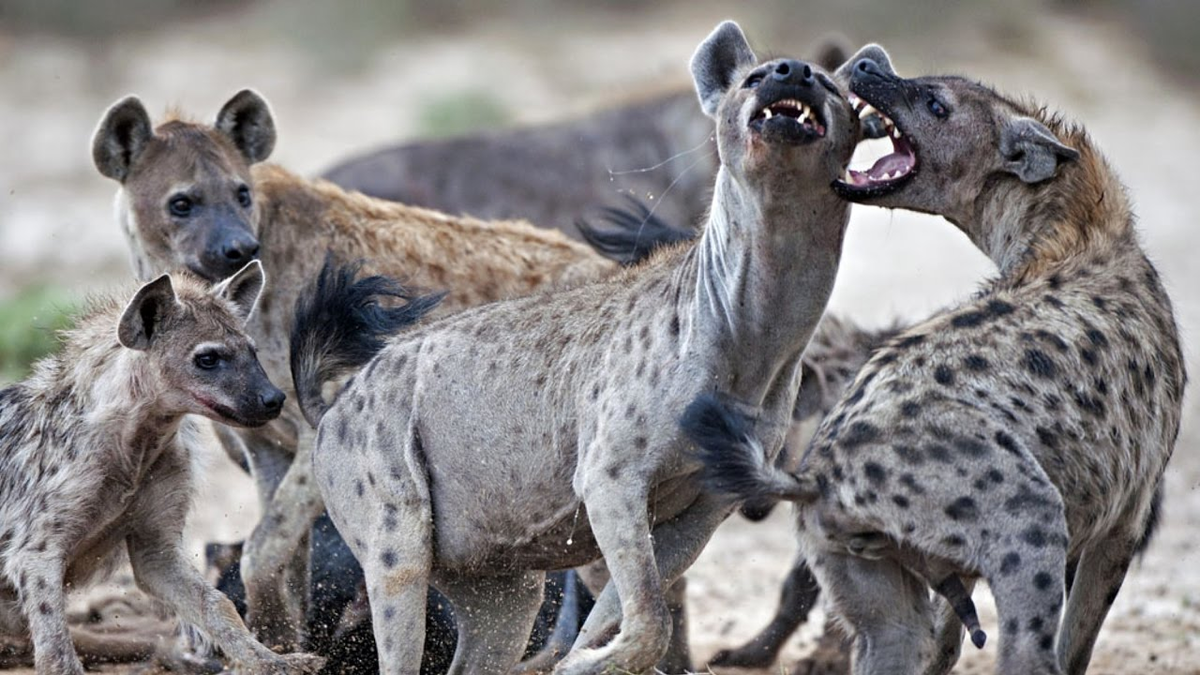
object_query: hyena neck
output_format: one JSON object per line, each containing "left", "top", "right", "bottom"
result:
{"left": 246, "top": 165, "right": 333, "bottom": 338}
{"left": 969, "top": 135, "right": 1134, "bottom": 286}
{"left": 685, "top": 166, "right": 849, "bottom": 400}
{"left": 115, "top": 190, "right": 158, "bottom": 283}
{"left": 28, "top": 325, "right": 180, "bottom": 454}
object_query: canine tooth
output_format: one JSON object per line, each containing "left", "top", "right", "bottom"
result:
{"left": 763, "top": 107, "right": 773, "bottom": 119}
{"left": 892, "top": 126, "right": 901, "bottom": 139}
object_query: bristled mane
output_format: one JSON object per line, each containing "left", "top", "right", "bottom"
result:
{"left": 1004, "top": 96, "right": 1134, "bottom": 285}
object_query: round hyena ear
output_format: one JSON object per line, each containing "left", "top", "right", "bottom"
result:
{"left": 810, "top": 34, "right": 852, "bottom": 73}
{"left": 999, "top": 117, "right": 1081, "bottom": 184}
{"left": 215, "top": 89, "right": 276, "bottom": 164}
{"left": 118, "top": 274, "right": 178, "bottom": 350}
{"left": 211, "top": 259, "right": 266, "bottom": 325}
{"left": 92, "top": 95, "right": 154, "bottom": 183}
{"left": 691, "top": 20, "right": 757, "bottom": 118}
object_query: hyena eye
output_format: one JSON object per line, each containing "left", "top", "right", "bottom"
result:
{"left": 237, "top": 185, "right": 252, "bottom": 208}
{"left": 169, "top": 195, "right": 193, "bottom": 218}
{"left": 927, "top": 98, "right": 950, "bottom": 119}
{"left": 744, "top": 73, "right": 764, "bottom": 89}
{"left": 193, "top": 351, "right": 221, "bottom": 370}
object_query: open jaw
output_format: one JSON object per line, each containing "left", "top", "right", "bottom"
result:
{"left": 834, "top": 93, "right": 917, "bottom": 198}
{"left": 750, "top": 96, "right": 826, "bottom": 144}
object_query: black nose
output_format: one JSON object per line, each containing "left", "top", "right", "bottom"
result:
{"left": 260, "top": 388, "right": 285, "bottom": 414}
{"left": 854, "top": 58, "right": 887, "bottom": 80}
{"left": 223, "top": 238, "right": 260, "bottom": 263}
{"left": 772, "top": 59, "right": 814, "bottom": 85}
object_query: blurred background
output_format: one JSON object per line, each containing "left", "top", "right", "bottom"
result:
{"left": 0, "top": 1, "right": 1197, "bottom": 672}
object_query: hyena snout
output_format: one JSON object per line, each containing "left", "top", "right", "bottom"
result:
{"left": 201, "top": 221, "right": 260, "bottom": 280}
{"left": 244, "top": 377, "right": 286, "bottom": 424}
{"left": 771, "top": 59, "right": 814, "bottom": 86}
{"left": 219, "top": 360, "right": 286, "bottom": 427}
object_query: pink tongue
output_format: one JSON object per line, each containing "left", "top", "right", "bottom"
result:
{"left": 868, "top": 153, "right": 910, "bottom": 179}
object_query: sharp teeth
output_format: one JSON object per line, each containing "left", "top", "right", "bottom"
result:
{"left": 798, "top": 109, "right": 809, "bottom": 124}
{"left": 892, "top": 126, "right": 902, "bottom": 139}
{"left": 859, "top": 103, "right": 879, "bottom": 119}
{"left": 763, "top": 107, "right": 773, "bottom": 119}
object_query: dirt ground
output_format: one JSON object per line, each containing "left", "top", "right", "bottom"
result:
{"left": 1, "top": 2, "right": 1197, "bottom": 673}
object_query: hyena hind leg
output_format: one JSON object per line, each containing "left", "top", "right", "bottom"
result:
{"left": 805, "top": 548, "right": 936, "bottom": 675}
{"left": 1056, "top": 528, "right": 1140, "bottom": 675}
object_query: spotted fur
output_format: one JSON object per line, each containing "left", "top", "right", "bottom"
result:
{"left": 0, "top": 264, "right": 322, "bottom": 674}
{"left": 92, "top": 90, "right": 618, "bottom": 648}
{"left": 698, "top": 47, "right": 1185, "bottom": 675}
{"left": 299, "top": 22, "right": 862, "bottom": 675}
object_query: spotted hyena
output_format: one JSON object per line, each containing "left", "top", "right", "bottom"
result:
{"left": 694, "top": 46, "right": 1184, "bottom": 675}
{"left": 0, "top": 262, "right": 322, "bottom": 674}
{"left": 292, "top": 21, "right": 863, "bottom": 675}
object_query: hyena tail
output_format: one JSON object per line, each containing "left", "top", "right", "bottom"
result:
{"left": 291, "top": 255, "right": 445, "bottom": 429}
{"left": 681, "top": 392, "right": 819, "bottom": 504}
{"left": 576, "top": 197, "right": 697, "bottom": 266}
{"left": 934, "top": 576, "right": 987, "bottom": 649}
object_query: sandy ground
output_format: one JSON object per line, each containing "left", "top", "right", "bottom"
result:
{"left": 1, "top": 2, "right": 1198, "bottom": 673}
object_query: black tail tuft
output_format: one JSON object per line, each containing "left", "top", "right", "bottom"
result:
{"left": 291, "top": 255, "right": 445, "bottom": 428}
{"left": 682, "top": 392, "right": 767, "bottom": 500}
{"left": 576, "top": 197, "right": 696, "bottom": 266}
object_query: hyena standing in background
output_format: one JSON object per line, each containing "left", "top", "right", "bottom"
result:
{"left": 322, "top": 39, "right": 855, "bottom": 240}
{"left": 0, "top": 262, "right": 323, "bottom": 674}
{"left": 695, "top": 47, "right": 1184, "bottom": 675}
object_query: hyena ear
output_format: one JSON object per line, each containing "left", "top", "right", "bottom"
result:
{"left": 92, "top": 95, "right": 154, "bottom": 183}
{"left": 215, "top": 89, "right": 276, "bottom": 164}
{"left": 999, "top": 117, "right": 1081, "bottom": 184}
{"left": 810, "top": 34, "right": 852, "bottom": 73}
{"left": 211, "top": 259, "right": 266, "bottom": 325}
{"left": 833, "top": 43, "right": 895, "bottom": 84}
{"left": 691, "top": 21, "right": 757, "bottom": 118}
{"left": 118, "top": 274, "right": 178, "bottom": 350}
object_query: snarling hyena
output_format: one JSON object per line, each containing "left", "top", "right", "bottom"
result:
{"left": 91, "top": 90, "right": 617, "bottom": 648}
{"left": 292, "top": 21, "right": 862, "bottom": 675}
{"left": 322, "top": 38, "right": 856, "bottom": 241}
{"left": 0, "top": 261, "right": 324, "bottom": 674}
{"left": 695, "top": 46, "right": 1185, "bottom": 675}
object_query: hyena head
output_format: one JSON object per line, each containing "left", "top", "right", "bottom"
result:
{"left": 831, "top": 46, "right": 1080, "bottom": 223}
{"left": 93, "top": 90, "right": 277, "bottom": 283}
{"left": 691, "top": 21, "right": 860, "bottom": 194}
{"left": 117, "top": 259, "right": 285, "bottom": 427}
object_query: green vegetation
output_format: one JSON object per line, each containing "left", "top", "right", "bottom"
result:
{"left": 417, "top": 91, "right": 511, "bottom": 139}
{"left": 0, "top": 285, "right": 76, "bottom": 385}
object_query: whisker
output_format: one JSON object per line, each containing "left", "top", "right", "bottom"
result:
{"left": 607, "top": 133, "right": 715, "bottom": 177}
{"left": 628, "top": 147, "right": 718, "bottom": 254}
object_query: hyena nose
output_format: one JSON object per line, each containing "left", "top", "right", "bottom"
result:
{"left": 223, "top": 238, "right": 260, "bottom": 263}
{"left": 773, "top": 59, "right": 813, "bottom": 85}
{"left": 260, "top": 388, "right": 286, "bottom": 414}
{"left": 854, "top": 58, "right": 887, "bottom": 80}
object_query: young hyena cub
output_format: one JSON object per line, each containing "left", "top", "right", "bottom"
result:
{"left": 698, "top": 48, "right": 1185, "bottom": 675}
{"left": 0, "top": 261, "right": 322, "bottom": 675}
{"left": 295, "top": 21, "right": 861, "bottom": 675}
